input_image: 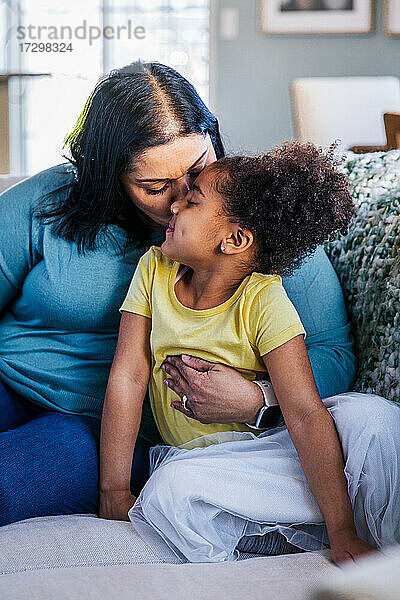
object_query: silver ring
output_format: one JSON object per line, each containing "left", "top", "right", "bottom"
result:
{"left": 182, "top": 395, "right": 189, "bottom": 410}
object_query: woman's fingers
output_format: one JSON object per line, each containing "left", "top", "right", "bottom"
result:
{"left": 162, "top": 355, "right": 214, "bottom": 385}
{"left": 163, "top": 376, "right": 198, "bottom": 420}
{"left": 161, "top": 357, "right": 189, "bottom": 386}
{"left": 161, "top": 361, "right": 205, "bottom": 421}
{"left": 162, "top": 363, "right": 188, "bottom": 400}
{"left": 162, "top": 360, "right": 205, "bottom": 421}
{"left": 161, "top": 354, "right": 264, "bottom": 425}
{"left": 170, "top": 401, "right": 196, "bottom": 420}
{"left": 163, "top": 370, "right": 184, "bottom": 397}
{"left": 179, "top": 354, "right": 216, "bottom": 372}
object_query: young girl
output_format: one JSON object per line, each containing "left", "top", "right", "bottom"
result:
{"left": 99, "top": 141, "right": 376, "bottom": 564}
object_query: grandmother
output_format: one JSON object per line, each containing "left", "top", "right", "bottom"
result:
{"left": 0, "top": 62, "right": 397, "bottom": 540}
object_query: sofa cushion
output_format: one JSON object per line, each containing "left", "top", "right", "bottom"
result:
{"left": 0, "top": 556, "right": 334, "bottom": 600}
{"left": 0, "top": 513, "right": 180, "bottom": 575}
{"left": 323, "top": 150, "right": 400, "bottom": 404}
{"left": 0, "top": 514, "right": 334, "bottom": 600}
{"left": 314, "top": 543, "right": 400, "bottom": 600}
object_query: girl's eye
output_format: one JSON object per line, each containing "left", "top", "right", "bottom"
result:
{"left": 186, "top": 199, "right": 196, "bottom": 205}
{"left": 146, "top": 183, "right": 169, "bottom": 196}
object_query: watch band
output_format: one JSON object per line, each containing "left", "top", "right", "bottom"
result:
{"left": 246, "top": 379, "right": 279, "bottom": 430}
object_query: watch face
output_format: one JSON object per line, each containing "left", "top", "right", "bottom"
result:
{"left": 259, "top": 405, "right": 282, "bottom": 429}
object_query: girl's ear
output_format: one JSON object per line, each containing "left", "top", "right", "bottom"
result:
{"left": 223, "top": 228, "right": 254, "bottom": 254}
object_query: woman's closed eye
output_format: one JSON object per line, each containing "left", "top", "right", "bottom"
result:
{"left": 145, "top": 170, "right": 202, "bottom": 196}
{"left": 146, "top": 183, "right": 170, "bottom": 196}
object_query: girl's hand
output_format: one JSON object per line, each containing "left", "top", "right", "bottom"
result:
{"left": 329, "top": 529, "right": 378, "bottom": 567}
{"left": 161, "top": 355, "right": 264, "bottom": 425}
{"left": 98, "top": 490, "right": 137, "bottom": 522}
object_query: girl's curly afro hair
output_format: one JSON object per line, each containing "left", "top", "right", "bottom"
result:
{"left": 211, "top": 141, "right": 355, "bottom": 277}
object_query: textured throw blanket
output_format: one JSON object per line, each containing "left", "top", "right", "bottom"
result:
{"left": 324, "top": 150, "right": 400, "bottom": 404}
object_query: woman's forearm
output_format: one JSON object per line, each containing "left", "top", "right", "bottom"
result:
{"left": 286, "top": 407, "right": 356, "bottom": 539}
{"left": 99, "top": 372, "right": 146, "bottom": 493}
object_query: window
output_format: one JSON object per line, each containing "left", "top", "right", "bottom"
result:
{"left": 1, "top": 0, "right": 210, "bottom": 174}
{"left": 103, "top": 0, "right": 210, "bottom": 105}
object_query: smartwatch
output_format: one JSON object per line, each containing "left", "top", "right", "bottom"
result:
{"left": 246, "top": 380, "right": 282, "bottom": 430}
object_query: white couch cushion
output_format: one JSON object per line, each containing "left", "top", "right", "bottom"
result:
{"left": 314, "top": 544, "right": 400, "bottom": 600}
{"left": 0, "top": 513, "right": 180, "bottom": 574}
{"left": 0, "top": 542, "right": 333, "bottom": 600}
{"left": 0, "top": 514, "right": 334, "bottom": 600}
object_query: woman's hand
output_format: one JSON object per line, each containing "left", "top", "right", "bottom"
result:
{"left": 98, "top": 490, "right": 137, "bottom": 522}
{"left": 161, "top": 354, "right": 265, "bottom": 425}
{"left": 329, "top": 528, "right": 378, "bottom": 567}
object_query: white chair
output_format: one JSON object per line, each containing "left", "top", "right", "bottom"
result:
{"left": 291, "top": 76, "right": 400, "bottom": 153}
{"left": 0, "top": 175, "right": 27, "bottom": 195}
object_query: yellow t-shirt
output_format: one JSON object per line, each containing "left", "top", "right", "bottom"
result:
{"left": 119, "top": 246, "right": 306, "bottom": 446}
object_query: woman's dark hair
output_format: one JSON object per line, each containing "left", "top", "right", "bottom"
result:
{"left": 212, "top": 141, "right": 354, "bottom": 277}
{"left": 35, "top": 61, "right": 225, "bottom": 253}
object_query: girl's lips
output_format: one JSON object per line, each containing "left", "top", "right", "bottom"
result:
{"left": 166, "top": 227, "right": 174, "bottom": 234}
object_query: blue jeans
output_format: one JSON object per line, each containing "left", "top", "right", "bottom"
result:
{"left": 0, "top": 378, "right": 154, "bottom": 527}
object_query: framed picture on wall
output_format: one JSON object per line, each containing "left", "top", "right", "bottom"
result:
{"left": 385, "top": 0, "right": 400, "bottom": 36}
{"left": 259, "top": 0, "right": 374, "bottom": 35}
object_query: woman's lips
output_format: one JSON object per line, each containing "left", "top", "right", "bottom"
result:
{"left": 166, "top": 226, "right": 174, "bottom": 234}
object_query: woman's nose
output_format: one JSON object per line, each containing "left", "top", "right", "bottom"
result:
{"left": 171, "top": 175, "right": 191, "bottom": 202}
{"left": 170, "top": 200, "right": 179, "bottom": 214}
{"left": 170, "top": 194, "right": 184, "bottom": 214}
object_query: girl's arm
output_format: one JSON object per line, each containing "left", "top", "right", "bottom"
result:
{"left": 262, "top": 333, "right": 376, "bottom": 566}
{"left": 99, "top": 311, "right": 151, "bottom": 520}
{"left": 162, "top": 245, "right": 356, "bottom": 426}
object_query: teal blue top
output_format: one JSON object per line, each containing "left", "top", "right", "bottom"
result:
{"left": 0, "top": 163, "right": 356, "bottom": 442}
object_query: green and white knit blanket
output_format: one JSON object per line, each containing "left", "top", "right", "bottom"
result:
{"left": 323, "top": 150, "right": 400, "bottom": 404}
